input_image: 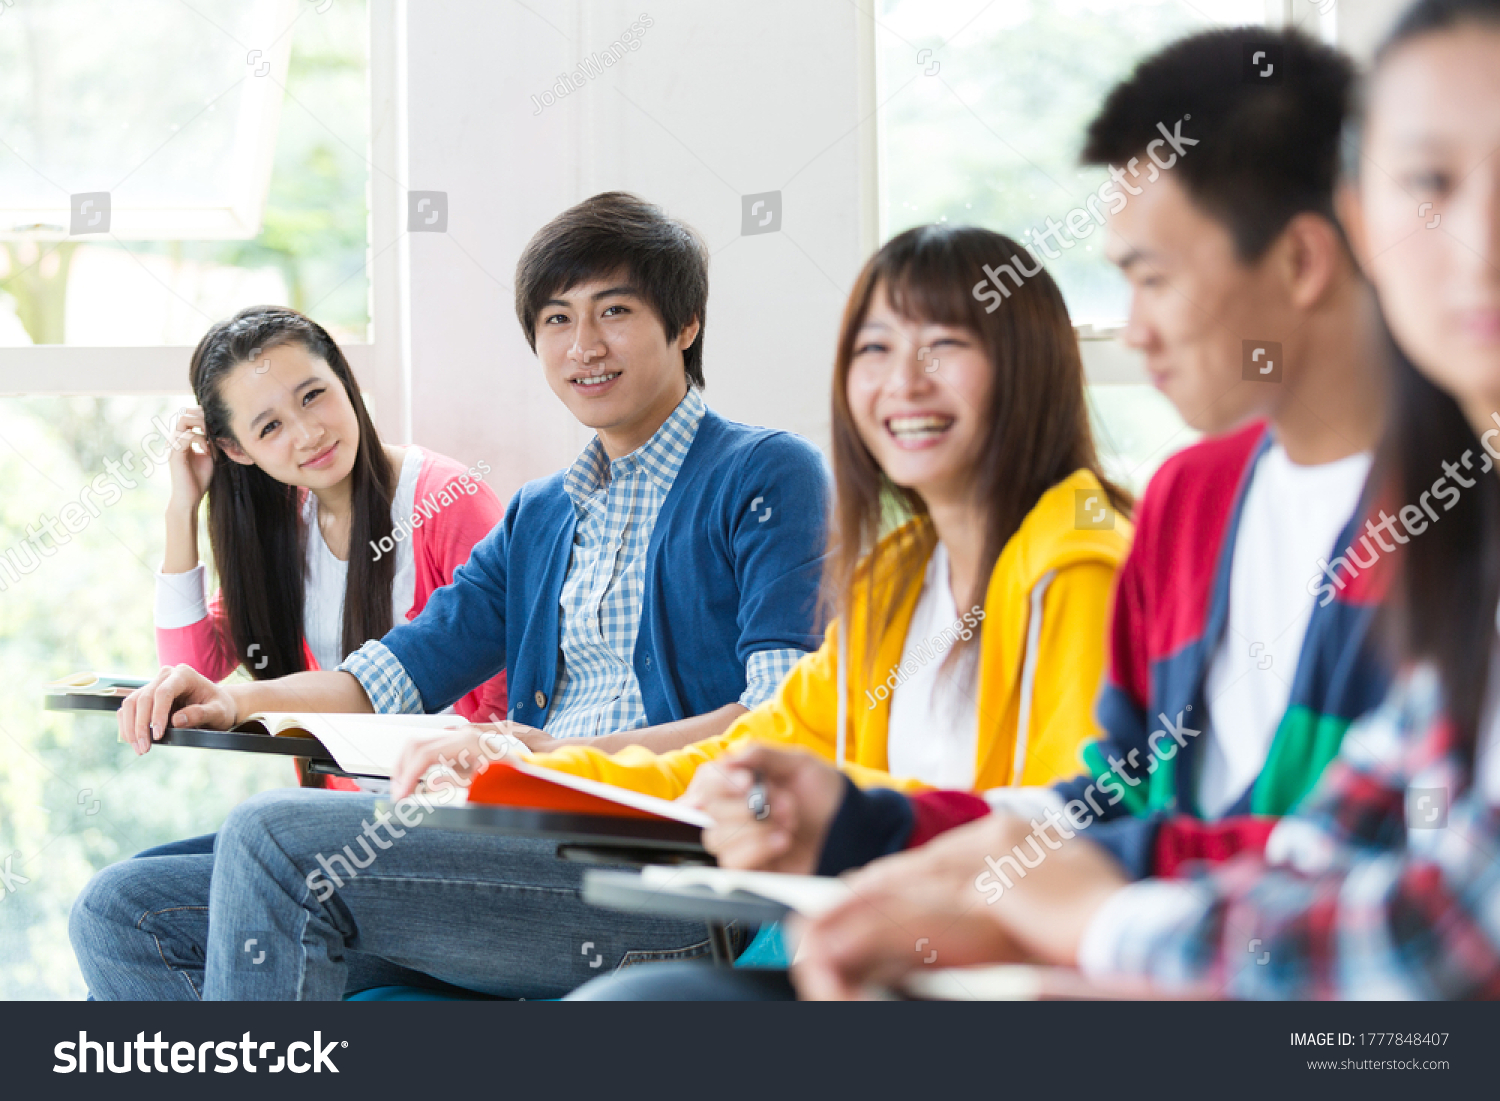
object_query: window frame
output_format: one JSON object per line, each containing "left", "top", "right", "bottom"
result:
{"left": 865, "top": 0, "right": 1299, "bottom": 385}
{"left": 0, "top": 0, "right": 409, "bottom": 440}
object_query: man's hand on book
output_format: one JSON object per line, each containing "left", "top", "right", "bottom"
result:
{"left": 119, "top": 665, "right": 238, "bottom": 755}
{"left": 680, "top": 744, "right": 845, "bottom": 874}
{"left": 389, "top": 722, "right": 537, "bottom": 800}
{"left": 474, "top": 722, "right": 559, "bottom": 756}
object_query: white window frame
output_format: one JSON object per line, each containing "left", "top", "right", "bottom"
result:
{"left": 861, "top": 0, "right": 1303, "bottom": 386}
{"left": 0, "top": 0, "right": 296, "bottom": 241}
{"left": 0, "top": 0, "right": 410, "bottom": 441}
{"left": 4, "top": 0, "right": 1330, "bottom": 415}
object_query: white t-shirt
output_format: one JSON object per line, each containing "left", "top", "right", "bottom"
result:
{"left": 885, "top": 542, "right": 981, "bottom": 789}
{"left": 155, "top": 448, "right": 423, "bottom": 673}
{"left": 1195, "top": 444, "right": 1371, "bottom": 817}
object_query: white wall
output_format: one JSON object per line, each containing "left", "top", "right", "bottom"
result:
{"left": 394, "top": 0, "right": 1417, "bottom": 499}
{"left": 1335, "top": 0, "right": 1411, "bottom": 60}
{"left": 399, "top": 0, "right": 871, "bottom": 503}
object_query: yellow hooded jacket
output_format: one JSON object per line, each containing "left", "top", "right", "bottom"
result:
{"left": 529, "top": 469, "right": 1132, "bottom": 798}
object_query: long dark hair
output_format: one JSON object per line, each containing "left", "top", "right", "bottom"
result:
{"left": 1372, "top": 335, "right": 1499, "bottom": 755}
{"left": 826, "top": 225, "right": 1132, "bottom": 670}
{"left": 1361, "top": 0, "right": 1500, "bottom": 755}
{"left": 188, "top": 306, "right": 396, "bottom": 680}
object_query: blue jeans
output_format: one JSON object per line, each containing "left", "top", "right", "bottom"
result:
{"left": 568, "top": 961, "right": 796, "bottom": 1000}
{"left": 70, "top": 789, "right": 731, "bottom": 1000}
{"left": 133, "top": 833, "right": 216, "bottom": 858}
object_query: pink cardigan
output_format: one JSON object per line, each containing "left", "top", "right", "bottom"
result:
{"left": 156, "top": 446, "right": 509, "bottom": 722}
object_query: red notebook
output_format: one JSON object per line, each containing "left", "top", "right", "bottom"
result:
{"left": 467, "top": 758, "right": 711, "bottom": 828}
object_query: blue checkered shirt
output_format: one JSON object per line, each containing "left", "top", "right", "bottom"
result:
{"left": 340, "top": 388, "right": 804, "bottom": 736}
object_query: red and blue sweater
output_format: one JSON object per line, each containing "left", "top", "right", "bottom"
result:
{"left": 818, "top": 423, "right": 1392, "bottom": 879}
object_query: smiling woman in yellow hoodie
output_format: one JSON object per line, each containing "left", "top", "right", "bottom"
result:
{"left": 480, "top": 224, "right": 1134, "bottom": 800}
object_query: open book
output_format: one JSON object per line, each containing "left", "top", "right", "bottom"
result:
{"left": 900, "top": 965, "right": 1213, "bottom": 1001}
{"left": 467, "top": 758, "right": 712, "bottom": 828}
{"left": 231, "top": 713, "right": 465, "bottom": 778}
{"left": 636, "top": 865, "right": 856, "bottom": 916}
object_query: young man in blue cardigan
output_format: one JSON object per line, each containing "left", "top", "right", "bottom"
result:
{"left": 71, "top": 192, "right": 831, "bottom": 1000}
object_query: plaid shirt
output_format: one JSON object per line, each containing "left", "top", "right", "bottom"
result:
{"left": 342, "top": 388, "right": 803, "bottom": 736}
{"left": 1081, "top": 664, "right": 1500, "bottom": 998}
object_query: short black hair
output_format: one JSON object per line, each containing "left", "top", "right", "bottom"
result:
{"left": 1082, "top": 27, "right": 1356, "bottom": 261}
{"left": 514, "top": 191, "right": 709, "bottom": 387}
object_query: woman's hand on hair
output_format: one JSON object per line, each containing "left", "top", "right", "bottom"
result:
{"left": 165, "top": 406, "right": 216, "bottom": 518}
{"left": 118, "top": 665, "right": 238, "bottom": 755}
{"left": 679, "top": 744, "right": 847, "bottom": 874}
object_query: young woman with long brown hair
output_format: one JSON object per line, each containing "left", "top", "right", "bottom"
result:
{"left": 149, "top": 306, "right": 508, "bottom": 802}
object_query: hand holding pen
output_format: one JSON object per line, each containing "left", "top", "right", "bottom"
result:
{"left": 679, "top": 743, "right": 848, "bottom": 874}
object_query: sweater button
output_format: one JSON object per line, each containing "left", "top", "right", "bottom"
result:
{"left": 644, "top": 655, "right": 652, "bottom": 668}
{"left": 534, "top": 690, "right": 547, "bottom": 708}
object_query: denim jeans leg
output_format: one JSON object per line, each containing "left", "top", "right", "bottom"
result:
{"left": 203, "top": 788, "right": 723, "bottom": 1001}
{"left": 132, "top": 833, "right": 217, "bottom": 859}
{"left": 69, "top": 853, "right": 215, "bottom": 1001}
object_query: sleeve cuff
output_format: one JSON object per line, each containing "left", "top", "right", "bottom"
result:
{"left": 738, "top": 647, "right": 806, "bottom": 710}
{"left": 154, "top": 566, "right": 209, "bottom": 630}
{"left": 1079, "top": 814, "right": 1164, "bottom": 881}
{"left": 338, "top": 640, "right": 427, "bottom": 715}
{"left": 815, "top": 776, "right": 915, "bottom": 876}
{"left": 979, "top": 785, "right": 1067, "bottom": 822}
{"left": 907, "top": 790, "right": 991, "bottom": 848}
{"left": 1076, "top": 879, "right": 1211, "bottom": 979}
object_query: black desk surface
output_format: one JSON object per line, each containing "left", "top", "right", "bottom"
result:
{"left": 154, "top": 725, "right": 339, "bottom": 762}
{"left": 47, "top": 691, "right": 344, "bottom": 767}
{"left": 417, "top": 803, "right": 709, "bottom": 861}
{"left": 582, "top": 868, "right": 788, "bottom": 924}
{"left": 44, "top": 690, "right": 131, "bottom": 713}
